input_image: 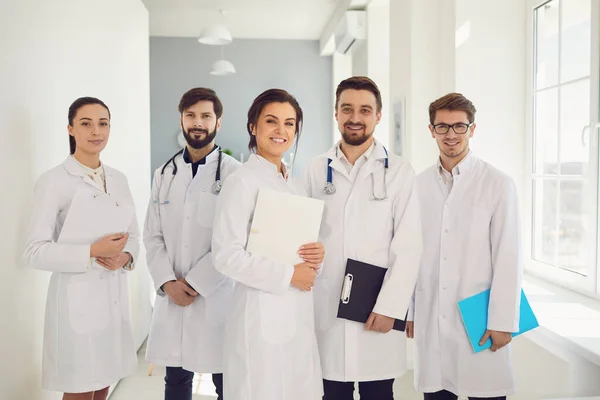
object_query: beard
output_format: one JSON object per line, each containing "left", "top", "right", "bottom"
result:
{"left": 439, "top": 138, "right": 469, "bottom": 159}
{"left": 340, "top": 122, "right": 374, "bottom": 146}
{"left": 183, "top": 125, "right": 217, "bottom": 149}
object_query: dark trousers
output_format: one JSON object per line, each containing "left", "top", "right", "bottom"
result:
{"left": 165, "top": 367, "right": 224, "bottom": 400}
{"left": 424, "top": 389, "right": 506, "bottom": 400}
{"left": 323, "top": 378, "right": 394, "bottom": 400}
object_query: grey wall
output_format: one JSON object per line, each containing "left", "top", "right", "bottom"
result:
{"left": 150, "top": 37, "right": 333, "bottom": 176}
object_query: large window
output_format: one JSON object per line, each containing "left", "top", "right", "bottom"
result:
{"left": 530, "top": 0, "right": 600, "bottom": 293}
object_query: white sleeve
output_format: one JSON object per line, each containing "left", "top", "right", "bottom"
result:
{"left": 23, "top": 175, "right": 91, "bottom": 273}
{"left": 121, "top": 175, "right": 140, "bottom": 272}
{"left": 373, "top": 166, "right": 422, "bottom": 320}
{"left": 487, "top": 178, "right": 522, "bottom": 332}
{"left": 143, "top": 170, "right": 177, "bottom": 293}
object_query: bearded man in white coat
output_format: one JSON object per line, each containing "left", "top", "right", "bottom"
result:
{"left": 406, "top": 93, "right": 523, "bottom": 400}
{"left": 144, "top": 88, "right": 240, "bottom": 400}
{"left": 305, "top": 76, "right": 423, "bottom": 400}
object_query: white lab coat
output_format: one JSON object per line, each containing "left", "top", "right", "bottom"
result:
{"left": 212, "top": 154, "right": 323, "bottom": 400}
{"left": 23, "top": 156, "right": 139, "bottom": 393}
{"left": 304, "top": 140, "right": 422, "bottom": 382}
{"left": 144, "top": 149, "right": 240, "bottom": 373}
{"left": 410, "top": 153, "right": 522, "bottom": 397}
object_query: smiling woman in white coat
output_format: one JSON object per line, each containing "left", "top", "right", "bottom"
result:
{"left": 23, "top": 97, "right": 139, "bottom": 400}
{"left": 212, "top": 89, "right": 326, "bottom": 400}
{"left": 406, "top": 93, "right": 522, "bottom": 400}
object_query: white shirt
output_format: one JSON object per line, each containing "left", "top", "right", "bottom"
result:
{"left": 436, "top": 150, "right": 472, "bottom": 194}
{"left": 74, "top": 156, "right": 106, "bottom": 193}
{"left": 337, "top": 141, "right": 375, "bottom": 178}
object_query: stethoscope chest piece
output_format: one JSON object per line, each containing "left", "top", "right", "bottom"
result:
{"left": 324, "top": 181, "right": 336, "bottom": 195}
{"left": 212, "top": 180, "right": 223, "bottom": 195}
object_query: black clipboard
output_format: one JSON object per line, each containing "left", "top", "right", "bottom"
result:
{"left": 336, "top": 258, "right": 407, "bottom": 331}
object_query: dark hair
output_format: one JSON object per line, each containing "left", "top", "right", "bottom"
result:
{"left": 246, "top": 89, "right": 303, "bottom": 150}
{"left": 428, "top": 93, "right": 477, "bottom": 124}
{"left": 68, "top": 97, "right": 111, "bottom": 154}
{"left": 178, "top": 87, "right": 223, "bottom": 118}
{"left": 335, "top": 76, "right": 382, "bottom": 113}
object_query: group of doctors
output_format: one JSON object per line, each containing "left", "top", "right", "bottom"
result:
{"left": 23, "top": 75, "right": 522, "bottom": 400}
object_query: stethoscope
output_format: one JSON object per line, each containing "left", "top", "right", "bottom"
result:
{"left": 324, "top": 146, "right": 389, "bottom": 201}
{"left": 154, "top": 147, "right": 223, "bottom": 206}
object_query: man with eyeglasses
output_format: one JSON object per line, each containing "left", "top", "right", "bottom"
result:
{"left": 406, "top": 93, "right": 523, "bottom": 400}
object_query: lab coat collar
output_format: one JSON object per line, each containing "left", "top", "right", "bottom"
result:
{"left": 436, "top": 150, "right": 475, "bottom": 177}
{"left": 248, "top": 153, "right": 289, "bottom": 180}
{"left": 63, "top": 155, "right": 114, "bottom": 192}
{"left": 327, "top": 138, "right": 386, "bottom": 162}
{"left": 182, "top": 144, "right": 220, "bottom": 165}
{"left": 327, "top": 138, "right": 386, "bottom": 177}
{"left": 63, "top": 155, "right": 114, "bottom": 177}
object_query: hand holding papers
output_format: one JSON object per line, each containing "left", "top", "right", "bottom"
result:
{"left": 458, "top": 289, "right": 539, "bottom": 353}
{"left": 246, "top": 189, "right": 325, "bottom": 265}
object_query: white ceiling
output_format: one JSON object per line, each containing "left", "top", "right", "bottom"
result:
{"left": 141, "top": 0, "right": 342, "bottom": 39}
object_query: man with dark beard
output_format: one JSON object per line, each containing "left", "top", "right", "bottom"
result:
{"left": 144, "top": 88, "right": 240, "bottom": 400}
{"left": 304, "top": 76, "right": 422, "bottom": 400}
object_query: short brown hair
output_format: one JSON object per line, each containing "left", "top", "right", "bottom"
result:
{"left": 246, "top": 89, "right": 303, "bottom": 150}
{"left": 178, "top": 87, "right": 223, "bottom": 118}
{"left": 428, "top": 93, "right": 477, "bottom": 124}
{"left": 335, "top": 76, "right": 382, "bottom": 113}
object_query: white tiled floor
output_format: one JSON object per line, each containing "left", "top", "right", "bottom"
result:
{"left": 109, "top": 342, "right": 422, "bottom": 400}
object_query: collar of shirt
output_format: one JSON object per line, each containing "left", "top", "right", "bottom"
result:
{"left": 336, "top": 140, "right": 377, "bottom": 175}
{"left": 182, "top": 145, "right": 219, "bottom": 178}
{"left": 74, "top": 158, "right": 104, "bottom": 177}
{"left": 436, "top": 149, "right": 474, "bottom": 178}
{"left": 72, "top": 156, "right": 106, "bottom": 192}
{"left": 249, "top": 153, "right": 289, "bottom": 180}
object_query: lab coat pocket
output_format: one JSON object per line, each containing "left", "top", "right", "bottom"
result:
{"left": 258, "top": 290, "right": 297, "bottom": 344}
{"left": 197, "top": 191, "right": 218, "bottom": 227}
{"left": 67, "top": 279, "right": 110, "bottom": 334}
{"left": 205, "top": 280, "right": 234, "bottom": 327}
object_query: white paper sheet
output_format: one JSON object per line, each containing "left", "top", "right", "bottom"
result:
{"left": 57, "top": 188, "right": 135, "bottom": 245}
{"left": 246, "top": 189, "right": 325, "bottom": 265}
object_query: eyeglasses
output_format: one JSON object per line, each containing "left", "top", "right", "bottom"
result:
{"left": 432, "top": 122, "right": 473, "bottom": 135}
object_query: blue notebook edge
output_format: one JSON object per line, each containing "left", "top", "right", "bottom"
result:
{"left": 458, "top": 288, "right": 540, "bottom": 353}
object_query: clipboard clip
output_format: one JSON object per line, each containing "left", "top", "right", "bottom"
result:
{"left": 340, "top": 273, "right": 353, "bottom": 304}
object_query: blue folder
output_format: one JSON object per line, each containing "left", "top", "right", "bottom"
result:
{"left": 458, "top": 289, "right": 539, "bottom": 353}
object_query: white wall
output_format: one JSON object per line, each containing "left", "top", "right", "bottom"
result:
{"left": 0, "top": 0, "right": 152, "bottom": 398}
{"left": 332, "top": 53, "right": 353, "bottom": 144}
{"left": 390, "top": 0, "right": 455, "bottom": 173}
{"left": 455, "top": 0, "right": 528, "bottom": 205}
{"left": 351, "top": 0, "right": 392, "bottom": 148}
